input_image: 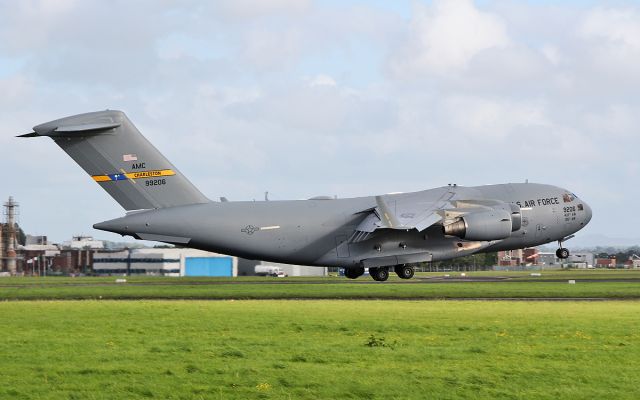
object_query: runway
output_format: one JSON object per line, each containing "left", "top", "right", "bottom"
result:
{"left": 0, "top": 275, "right": 639, "bottom": 288}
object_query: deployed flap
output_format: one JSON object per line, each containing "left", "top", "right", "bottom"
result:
{"left": 375, "top": 196, "right": 403, "bottom": 229}
{"left": 353, "top": 192, "right": 452, "bottom": 237}
{"left": 355, "top": 212, "right": 378, "bottom": 233}
{"left": 375, "top": 194, "right": 443, "bottom": 231}
{"left": 413, "top": 213, "right": 442, "bottom": 232}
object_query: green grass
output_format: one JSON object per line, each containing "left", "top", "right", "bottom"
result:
{"left": 3, "top": 269, "right": 640, "bottom": 285}
{"left": 3, "top": 268, "right": 640, "bottom": 286}
{"left": 1, "top": 300, "right": 639, "bottom": 399}
{"left": 0, "top": 275, "right": 343, "bottom": 285}
{"left": 0, "top": 279, "right": 639, "bottom": 300}
{"left": 418, "top": 269, "right": 640, "bottom": 280}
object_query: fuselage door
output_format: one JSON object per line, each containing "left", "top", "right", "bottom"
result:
{"left": 335, "top": 234, "right": 350, "bottom": 258}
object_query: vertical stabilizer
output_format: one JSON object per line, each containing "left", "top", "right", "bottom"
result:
{"left": 22, "top": 110, "right": 209, "bottom": 210}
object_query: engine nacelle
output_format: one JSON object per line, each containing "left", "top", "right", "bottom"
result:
{"left": 509, "top": 203, "right": 522, "bottom": 232}
{"left": 443, "top": 209, "right": 513, "bottom": 241}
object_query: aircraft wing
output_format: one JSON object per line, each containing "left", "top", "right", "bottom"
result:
{"left": 351, "top": 192, "right": 454, "bottom": 242}
{"left": 372, "top": 195, "right": 445, "bottom": 231}
{"left": 349, "top": 189, "right": 522, "bottom": 244}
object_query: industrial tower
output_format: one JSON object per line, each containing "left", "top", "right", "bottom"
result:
{"left": 1, "top": 196, "right": 19, "bottom": 274}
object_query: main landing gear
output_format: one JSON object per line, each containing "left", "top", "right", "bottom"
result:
{"left": 394, "top": 265, "right": 415, "bottom": 280}
{"left": 369, "top": 265, "right": 415, "bottom": 281}
{"left": 369, "top": 267, "right": 390, "bottom": 282}
{"left": 344, "top": 267, "right": 365, "bottom": 279}
{"left": 344, "top": 265, "right": 416, "bottom": 282}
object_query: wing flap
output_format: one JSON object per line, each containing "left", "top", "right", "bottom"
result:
{"left": 413, "top": 212, "right": 442, "bottom": 232}
{"left": 353, "top": 195, "right": 447, "bottom": 236}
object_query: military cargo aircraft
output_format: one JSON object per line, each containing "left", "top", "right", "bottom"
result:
{"left": 21, "top": 110, "right": 592, "bottom": 281}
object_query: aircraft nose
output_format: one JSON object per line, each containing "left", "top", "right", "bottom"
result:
{"left": 582, "top": 202, "right": 592, "bottom": 224}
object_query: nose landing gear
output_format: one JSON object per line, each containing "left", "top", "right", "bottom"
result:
{"left": 556, "top": 247, "right": 570, "bottom": 259}
{"left": 556, "top": 239, "right": 570, "bottom": 259}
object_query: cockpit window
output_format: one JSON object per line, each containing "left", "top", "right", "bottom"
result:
{"left": 563, "top": 193, "right": 576, "bottom": 203}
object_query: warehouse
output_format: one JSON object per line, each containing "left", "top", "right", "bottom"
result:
{"left": 92, "top": 248, "right": 237, "bottom": 277}
{"left": 237, "top": 259, "right": 327, "bottom": 276}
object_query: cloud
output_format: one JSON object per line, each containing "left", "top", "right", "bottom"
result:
{"left": 441, "top": 95, "right": 550, "bottom": 140}
{"left": 0, "top": 1, "right": 639, "bottom": 241}
{"left": 308, "top": 74, "right": 337, "bottom": 87}
{"left": 213, "top": 0, "right": 311, "bottom": 19}
{"left": 580, "top": 6, "right": 640, "bottom": 49}
{"left": 389, "top": 0, "right": 509, "bottom": 77}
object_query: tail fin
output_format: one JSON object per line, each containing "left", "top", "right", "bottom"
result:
{"left": 21, "top": 110, "right": 209, "bottom": 210}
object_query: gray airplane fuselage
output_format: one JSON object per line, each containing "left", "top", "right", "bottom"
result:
{"left": 22, "top": 110, "right": 592, "bottom": 275}
{"left": 94, "top": 182, "right": 592, "bottom": 268}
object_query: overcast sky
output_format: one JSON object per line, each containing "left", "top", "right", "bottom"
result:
{"left": 1, "top": 0, "right": 639, "bottom": 244}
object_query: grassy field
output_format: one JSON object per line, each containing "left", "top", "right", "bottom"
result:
{"left": 0, "top": 272, "right": 639, "bottom": 300}
{"left": 1, "top": 300, "right": 639, "bottom": 399}
{"left": 2, "top": 269, "right": 640, "bottom": 286}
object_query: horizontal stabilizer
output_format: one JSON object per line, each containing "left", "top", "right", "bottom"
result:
{"left": 17, "top": 132, "right": 39, "bottom": 138}
{"left": 54, "top": 122, "right": 121, "bottom": 134}
{"left": 21, "top": 119, "right": 122, "bottom": 138}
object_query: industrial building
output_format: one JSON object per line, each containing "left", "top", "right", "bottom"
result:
{"left": 63, "top": 235, "right": 105, "bottom": 250}
{"left": 595, "top": 257, "right": 617, "bottom": 268}
{"left": 625, "top": 255, "right": 640, "bottom": 268}
{"left": 498, "top": 248, "right": 595, "bottom": 269}
{"left": 237, "top": 259, "right": 327, "bottom": 277}
{"left": 498, "top": 248, "right": 539, "bottom": 267}
{"left": 92, "top": 248, "right": 237, "bottom": 276}
{"left": 566, "top": 253, "right": 596, "bottom": 268}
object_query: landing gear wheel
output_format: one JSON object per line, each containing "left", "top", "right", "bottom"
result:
{"left": 344, "top": 267, "right": 365, "bottom": 279}
{"left": 394, "top": 265, "right": 415, "bottom": 279}
{"left": 556, "top": 248, "right": 570, "bottom": 259}
{"left": 369, "top": 267, "right": 389, "bottom": 282}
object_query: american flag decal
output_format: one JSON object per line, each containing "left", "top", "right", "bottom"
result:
{"left": 123, "top": 154, "right": 138, "bottom": 161}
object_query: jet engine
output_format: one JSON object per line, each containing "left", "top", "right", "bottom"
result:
{"left": 509, "top": 203, "right": 522, "bottom": 232}
{"left": 443, "top": 209, "right": 513, "bottom": 241}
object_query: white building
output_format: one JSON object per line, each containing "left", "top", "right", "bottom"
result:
{"left": 18, "top": 243, "right": 60, "bottom": 255}
{"left": 63, "top": 236, "right": 105, "bottom": 250}
{"left": 92, "top": 248, "right": 237, "bottom": 277}
{"left": 567, "top": 252, "right": 595, "bottom": 268}
{"left": 254, "top": 261, "right": 327, "bottom": 277}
